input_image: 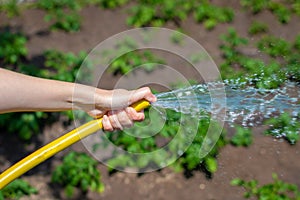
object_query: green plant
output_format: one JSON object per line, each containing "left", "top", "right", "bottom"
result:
{"left": 268, "top": 2, "right": 291, "bottom": 23}
{"left": 248, "top": 21, "right": 268, "bottom": 35}
{"left": 231, "top": 173, "right": 300, "bottom": 199}
{"left": 0, "top": 0, "right": 20, "bottom": 17}
{"left": 193, "top": 0, "right": 234, "bottom": 30}
{"left": 284, "top": 34, "right": 300, "bottom": 82}
{"left": 293, "top": 0, "right": 300, "bottom": 16}
{"left": 286, "top": 54, "right": 300, "bottom": 82}
{"left": 220, "top": 28, "right": 300, "bottom": 87}
{"left": 52, "top": 151, "right": 104, "bottom": 197}
{"left": 42, "top": 49, "right": 87, "bottom": 81}
{"left": 249, "top": 61, "right": 286, "bottom": 89}
{"left": 264, "top": 112, "right": 300, "bottom": 144}
{"left": 126, "top": 0, "right": 233, "bottom": 29}
{"left": 174, "top": 118, "right": 226, "bottom": 173}
{"left": 101, "top": 37, "right": 165, "bottom": 75}
{"left": 240, "top": 0, "right": 294, "bottom": 23}
{"left": 109, "top": 50, "right": 165, "bottom": 75}
{"left": 257, "top": 35, "right": 292, "bottom": 58}
{"left": 294, "top": 34, "right": 300, "bottom": 51}
{"left": 219, "top": 28, "right": 248, "bottom": 79}
{"left": 170, "top": 29, "right": 185, "bottom": 45}
{"left": 0, "top": 111, "right": 50, "bottom": 141}
{"left": 0, "top": 179, "right": 38, "bottom": 200}
{"left": 0, "top": 31, "right": 27, "bottom": 65}
{"left": 230, "top": 126, "right": 252, "bottom": 147}
{"left": 95, "top": 0, "right": 129, "bottom": 9}
{"left": 37, "top": 0, "right": 83, "bottom": 32}
{"left": 127, "top": 0, "right": 195, "bottom": 27}
{"left": 102, "top": 107, "right": 226, "bottom": 175}
{"left": 240, "top": 0, "right": 270, "bottom": 13}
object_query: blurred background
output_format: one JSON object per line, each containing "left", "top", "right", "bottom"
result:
{"left": 0, "top": 0, "right": 300, "bottom": 199}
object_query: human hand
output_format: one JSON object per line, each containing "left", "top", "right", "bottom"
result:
{"left": 87, "top": 87, "right": 156, "bottom": 131}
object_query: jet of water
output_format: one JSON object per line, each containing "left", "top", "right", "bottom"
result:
{"left": 152, "top": 81, "right": 300, "bottom": 127}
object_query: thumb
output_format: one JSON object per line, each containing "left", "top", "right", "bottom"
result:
{"left": 129, "top": 87, "right": 157, "bottom": 105}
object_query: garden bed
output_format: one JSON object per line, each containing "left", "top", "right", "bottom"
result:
{"left": 0, "top": 1, "right": 300, "bottom": 199}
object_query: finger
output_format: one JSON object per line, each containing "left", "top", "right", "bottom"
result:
{"left": 108, "top": 111, "right": 123, "bottom": 130}
{"left": 87, "top": 109, "right": 104, "bottom": 119}
{"left": 126, "top": 107, "right": 145, "bottom": 122}
{"left": 102, "top": 115, "right": 113, "bottom": 131}
{"left": 129, "top": 87, "right": 157, "bottom": 105}
{"left": 116, "top": 110, "right": 134, "bottom": 128}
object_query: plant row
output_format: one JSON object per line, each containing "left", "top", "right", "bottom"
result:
{"left": 2, "top": 0, "right": 300, "bottom": 32}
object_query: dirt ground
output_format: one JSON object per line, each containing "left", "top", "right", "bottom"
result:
{"left": 0, "top": 1, "right": 300, "bottom": 200}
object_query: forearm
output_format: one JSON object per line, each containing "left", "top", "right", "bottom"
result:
{"left": 0, "top": 68, "right": 157, "bottom": 130}
{"left": 0, "top": 68, "right": 103, "bottom": 113}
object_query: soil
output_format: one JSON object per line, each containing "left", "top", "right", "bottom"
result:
{"left": 0, "top": 1, "right": 300, "bottom": 200}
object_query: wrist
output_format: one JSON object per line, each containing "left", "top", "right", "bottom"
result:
{"left": 71, "top": 84, "right": 112, "bottom": 111}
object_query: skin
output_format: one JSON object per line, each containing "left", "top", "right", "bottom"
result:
{"left": 0, "top": 68, "right": 156, "bottom": 131}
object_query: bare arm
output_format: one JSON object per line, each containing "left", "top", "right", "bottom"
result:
{"left": 0, "top": 68, "right": 156, "bottom": 130}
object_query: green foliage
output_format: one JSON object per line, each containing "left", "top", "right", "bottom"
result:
{"left": 102, "top": 37, "right": 165, "bottom": 75}
{"left": 240, "top": 0, "right": 270, "bottom": 13}
{"left": 248, "top": 61, "right": 286, "bottom": 89}
{"left": 240, "top": 0, "right": 296, "bottom": 24}
{"left": 95, "top": 0, "right": 129, "bottom": 9}
{"left": 268, "top": 2, "right": 291, "bottom": 23}
{"left": 1, "top": 0, "right": 235, "bottom": 30}
{"left": 230, "top": 126, "right": 252, "bottom": 147}
{"left": 257, "top": 35, "right": 292, "bottom": 57}
{"left": 170, "top": 29, "right": 185, "bottom": 45}
{"left": 264, "top": 112, "right": 300, "bottom": 144}
{"left": 52, "top": 151, "right": 104, "bottom": 197}
{"left": 175, "top": 118, "right": 226, "bottom": 173}
{"left": 0, "top": 179, "right": 38, "bottom": 200}
{"left": 231, "top": 173, "right": 300, "bottom": 199}
{"left": 193, "top": 1, "right": 234, "bottom": 30}
{"left": 220, "top": 28, "right": 299, "bottom": 88}
{"left": 109, "top": 51, "right": 165, "bottom": 75}
{"left": 103, "top": 108, "right": 226, "bottom": 174}
{"left": 42, "top": 49, "right": 86, "bottom": 82}
{"left": 219, "top": 28, "right": 249, "bottom": 79}
{"left": 293, "top": 0, "right": 300, "bottom": 16}
{"left": 248, "top": 21, "right": 268, "bottom": 35}
{"left": 294, "top": 34, "right": 300, "bottom": 51}
{"left": 37, "top": 0, "right": 82, "bottom": 32}
{"left": 126, "top": 0, "right": 233, "bottom": 29}
{"left": 0, "top": 112, "right": 49, "bottom": 141}
{"left": 0, "top": 0, "right": 20, "bottom": 17}
{"left": 220, "top": 28, "right": 249, "bottom": 50}
{"left": 127, "top": 0, "right": 195, "bottom": 27}
{"left": 0, "top": 31, "right": 27, "bottom": 65}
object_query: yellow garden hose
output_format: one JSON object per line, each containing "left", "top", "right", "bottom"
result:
{"left": 0, "top": 100, "right": 150, "bottom": 189}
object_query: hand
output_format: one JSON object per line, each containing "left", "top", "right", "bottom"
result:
{"left": 88, "top": 87, "right": 156, "bottom": 131}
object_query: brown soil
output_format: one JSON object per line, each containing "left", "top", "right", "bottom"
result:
{"left": 0, "top": 2, "right": 300, "bottom": 200}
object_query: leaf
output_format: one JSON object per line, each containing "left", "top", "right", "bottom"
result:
{"left": 205, "top": 157, "right": 218, "bottom": 173}
{"left": 231, "top": 178, "right": 244, "bottom": 186}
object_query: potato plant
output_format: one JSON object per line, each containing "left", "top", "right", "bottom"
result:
{"left": 37, "top": 0, "right": 83, "bottom": 32}
{"left": 240, "top": 0, "right": 298, "bottom": 24}
{"left": 231, "top": 173, "right": 300, "bottom": 199}
{"left": 0, "top": 179, "right": 37, "bottom": 200}
{"left": 264, "top": 113, "right": 300, "bottom": 144}
{"left": 52, "top": 151, "right": 105, "bottom": 197}
{"left": 0, "top": 31, "right": 27, "bottom": 65}
{"left": 101, "top": 108, "right": 227, "bottom": 175}
{"left": 102, "top": 37, "right": 165, "bottom": 75}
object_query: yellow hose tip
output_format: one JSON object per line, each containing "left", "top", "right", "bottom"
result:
{"left": 131, "top": 100, "right": 151, "bottom": 111}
